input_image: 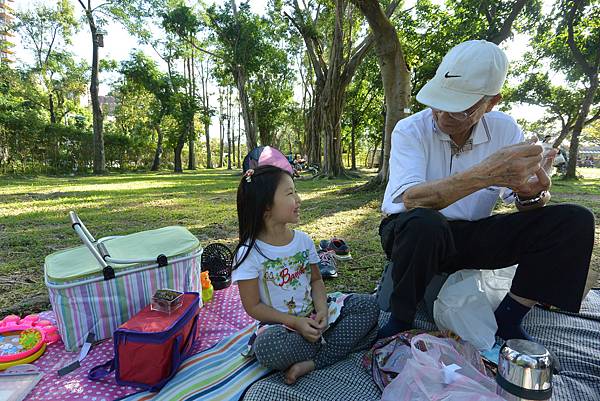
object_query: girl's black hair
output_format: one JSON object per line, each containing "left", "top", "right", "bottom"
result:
{"left": 232, "top": 165, "right": 293, "bottom": 270}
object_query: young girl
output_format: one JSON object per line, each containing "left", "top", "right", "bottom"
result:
{"left": 232, "top": 165, "right": 380, "bottom": 384}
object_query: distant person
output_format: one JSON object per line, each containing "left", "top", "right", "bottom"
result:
{"left": 294, "top": 154, "right": 306, "bottom": 170}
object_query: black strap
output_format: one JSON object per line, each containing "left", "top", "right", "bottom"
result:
{"left": 496, "top": 373, "right": 552, "bottom": 400}
{"left": 88, "top": 359, "right": 115, "bottom": 381}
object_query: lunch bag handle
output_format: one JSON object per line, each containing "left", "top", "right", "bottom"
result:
{"left": 88, "top": 359, "right": 115, "bottom": 380}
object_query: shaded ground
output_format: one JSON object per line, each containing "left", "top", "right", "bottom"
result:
{"left": 1, "top": 167, "right": 598, "bottom": 314}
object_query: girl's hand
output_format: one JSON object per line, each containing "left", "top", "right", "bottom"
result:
{"left": 315, "top": 310, "right": 328, "bottom": 331}
{"left": 295, "top": 317, "right": 321, "bottom": 343}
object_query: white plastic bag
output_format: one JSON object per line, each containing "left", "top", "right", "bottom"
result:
{"left": 380, "top": 334, "right": 503, "bottom": 401}
{"left": 433, "top": 266, "right": 516, "bottom": 351}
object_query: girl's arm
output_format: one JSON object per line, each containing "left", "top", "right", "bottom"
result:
{"left": 238, "top": 278, "right": 321, "bottom": 342}
{"left": 237, "top": 278, "right": 298, "bottom": 327}
{"left": 310, "top": 264, "right": 328, "bottom": 328}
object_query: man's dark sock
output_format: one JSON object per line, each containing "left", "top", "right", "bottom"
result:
{"left": 377, "top": 315, "right": 412, "bottom": 339}
{"left": 494, "top": 294, "right": 534, "bottom": 342}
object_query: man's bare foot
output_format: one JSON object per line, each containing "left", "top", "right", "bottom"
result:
{"left": 284, "top": 360, "right": 315, "bottom": 384}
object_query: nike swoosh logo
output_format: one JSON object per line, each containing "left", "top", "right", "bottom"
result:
{"left": 444, "top": 72, "right": 462, "bottom": 78}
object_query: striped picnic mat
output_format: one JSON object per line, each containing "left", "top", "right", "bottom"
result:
{"left": 120, "top": 323, "right": 270, "bottom": 401}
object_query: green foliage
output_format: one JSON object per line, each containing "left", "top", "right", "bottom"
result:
{"left": 119, "top": 51, "right": 173, "bottom": 119}
{"left": 507, "top": 0, "right": 599, "bottom": 149}
{"left": 584, "top": 121, "right": 600, "bottom": 145}
{"left": 249, "top": 41, "right": 296, "bottom": 145}
{"left": 206, "top": 2, "right": 271, "bottom": 78}
{"left": 14, "top": 0, "right": 78, "bottom": 58}
{"left": 393, "top": 0, "right": 542, "bottom": 110}
{"left": 162, "top": 5, "right": 199, "bottom": 39}
{"left": 534, "top": 1, "right": 599, "bottom": 82}
{"left": 505, "top": 70, "right": 599, "bottom": 133}
{"left": 206, "top": 1, "right": 297, "bottom": 147}
{"left": 14, "top": 1, "right": 86, "bottom": 123}
{"left": 342, "top": 51, "right": 384, "bottom": 158}
{"left": 3, "top": 0, "right": 598, "bottom": 174}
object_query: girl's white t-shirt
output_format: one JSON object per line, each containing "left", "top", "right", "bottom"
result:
{"left": 232, "top": 230, "right": 320, "bottom": 317}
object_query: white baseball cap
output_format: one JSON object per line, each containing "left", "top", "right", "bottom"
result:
{"left": 416, "top": 40, "right": 509, "bottom": 113}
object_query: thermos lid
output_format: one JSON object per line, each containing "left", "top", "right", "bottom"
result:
{"left": 497, "top": 339, "right": 553, "bottom": 400}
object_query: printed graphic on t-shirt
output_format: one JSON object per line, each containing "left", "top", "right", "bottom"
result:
{"left": 261, "top": 249, "right": 313, "bottom": 316}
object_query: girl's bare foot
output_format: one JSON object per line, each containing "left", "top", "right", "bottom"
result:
{"left": 284, "top": 360, "right": 315, "bottom": 384}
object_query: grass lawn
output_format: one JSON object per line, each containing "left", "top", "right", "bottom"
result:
{"left": 1, "top": 167, "right": 599, "bottom": 314}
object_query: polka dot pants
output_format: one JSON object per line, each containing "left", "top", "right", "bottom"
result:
{"left": 253, "top": 294, "right": 380, "bottom": 371}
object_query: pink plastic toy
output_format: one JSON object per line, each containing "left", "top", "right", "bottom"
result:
{"left": 0, "top": 314, "right": 60, "bottom": 369}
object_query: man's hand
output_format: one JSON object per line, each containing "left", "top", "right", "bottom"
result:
{"left": 513, "top": 149, "right": 556, "bottom": 198}
{"left": 476, "top": 142, "right": 544, "bottom": 190}
{"left": 294, "top": 317, "right": 321, "bottom": 343}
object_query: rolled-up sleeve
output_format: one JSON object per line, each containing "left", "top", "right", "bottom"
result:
{"left": 382, "top": 122, "right": 427, "bottom": 214}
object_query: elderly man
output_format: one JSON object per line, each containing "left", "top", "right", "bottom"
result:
{"left": 378, "top": 40, "right": 595, "bottom": 340}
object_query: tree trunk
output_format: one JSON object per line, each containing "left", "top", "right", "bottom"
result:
{"left": 199, "top": 59, "right": 213, "bottom": 169}
{"left": 351, "top": 0, "right": 409, "bottom": 186}
{"left": 346, "top": 145, "right": 350, "bottom": 167}
{"left": 174, "top": 133, "right": 186, "bottom": 173}
{"left": 151, "top": 125, "right": 163, "bottom": 171}
{"left": 552, "top": 124, "right": 571, "bottom": 149}
{"left": 188, "top": 137, "right": 196, "bottom": 170}
{"left": 231, "top": 106, "right": 236, "bottom": 168}
{"left": 49, "top": 93, "right": 56, "bottom": 124}
{"left": 289, "top": 0, "right": 390, "bottom": 176}
{"left": 486, "top": 0, "right": 528, "bottom": 45}
{"left": 307, "top": 92, "right": 322, "bottom": 165}
{"left": 370, "top": 145, "right": 376, "bottom": 168}
{"left": 234, "top": 67, "right": 257, "bottom": 150}
{"left": 563, "top": 0, "right": 599, "bottom": 179}
{"left": 378, "top": 106, "right": 385, "bottom": 173}
{"left": 229, "top": 0, "right": 257, "bottom": 150}
{"left": 565, "top": 80, "right": 598, "bottom": 178}
{"left": 87, "top": 14, "right": 105, "bottom": 174}
{"left": 219, "top": 124, "right": 224, "bottom": 167}
{"left": 321, "top": 0, "right": 350, "bottom": 178}
{"left": 237, "top": 109, "right": 241, "bottom": 167}
{"left": 350, "top": 121, "right": 357, "bottom": 170}
{"left": 188, "top": 50, "right": 197, "bottom": 170}
{"left": 218, "top": 89, "right": 224, "bottom": 167}
{"left": 227, "top": 89, "right": 232, "bottom": 170}
{"left": 321, "top": 86, "right": 346, "bottom": 177}
{"left": 219, "top": 120, "right": 224, "bottom": 168}
{"left": 204, "top": 120, "right": 212, "bottom": 168}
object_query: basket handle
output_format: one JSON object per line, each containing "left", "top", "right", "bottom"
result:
{"left": 69, "top": 211, "right": 115, "bottom": 280}
{"left": 68, "top": 211, "right": 170, "bottom": 274}
{"left": 69, "top": 211, "right": 97, "bottom": 243}
{"left": 97, "top": 242, "right": 111, "bottom": 261}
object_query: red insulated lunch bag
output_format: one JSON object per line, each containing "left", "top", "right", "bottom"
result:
{"left": 89, "top": 292, "right": 200, "bottom": 390}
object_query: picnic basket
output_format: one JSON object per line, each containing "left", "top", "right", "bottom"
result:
{"left": 44, "top": 211, "right": 202, "bottom": 351}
